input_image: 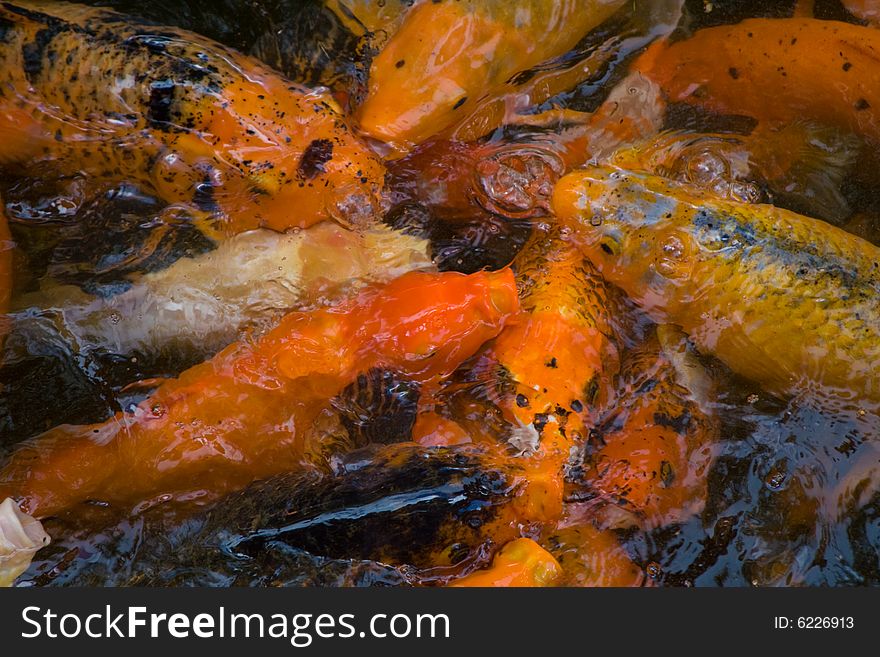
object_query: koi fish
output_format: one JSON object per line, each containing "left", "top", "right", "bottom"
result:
{"left": 544, "top": 523, "right": 644, "bottom": 586}
{"left": 448, "top": 538, "right": 562, "bottom": 587}
{"left": 636, "top": 18, "right": 880, "bottom": 147}
{"left": 15, "top": 442, "right": 567, "bottom": 585}
{"left": 842, "top": 0, "right": 880, "bottom": 25}
{"left": 199, "top": 444, "right": 563, "bottom": 573}
{"left": 356, "top": 0, "right": 631, "bottom": 153}
{"left": 7, "top": 222, "right": 432, "bottom": 369}
{"left": 552, "top": 166, "right": 880, "bottom": 407}
{"left": 570, "top": 327, "right": 717, "bottom": 528}
{"left": 435, "top": 226, "right": 621, "bottom": 534}
{"left": 610, "top": 122, "right": 859, "bottom": 224}
{"left": 0, "top": 268, "right": 518, "bottom": 523}
{"left": 488, "top": 225, "right": 620, "bottom": 455}
{"left": 0, "top": 1, "right": 385, "bottom": 236}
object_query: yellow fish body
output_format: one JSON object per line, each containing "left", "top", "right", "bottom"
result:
{"left": 553, "top": 167, "right": 880, "bottom": 407}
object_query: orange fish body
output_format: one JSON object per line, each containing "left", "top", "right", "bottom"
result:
{"left": 356, "top": 0, "right": 627, "bottom": 153}
{"left": 449, "top": 538, "right": 562, "bottom": 587}
{"left": 490, "top": 226, "right": 619, "bottom": 453}
{"left": 637, "top": 18, "right": 880, "bottom": 146}
{"left": 451, "top": 227, "right": 620, "bottom": 532}
{"left": 0, "top": 1, "right": 384, "bottom": 236}
{"left": 0, "top": 269, "right": 518, "bottom": 518}
{"left": 583, "top": 331, "right": 716, "bottom": 528}
{"left": 546, "top": 524, "right": 644, "bottom": 586}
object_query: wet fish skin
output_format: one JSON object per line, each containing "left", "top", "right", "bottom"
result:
{"left": 570, "top": 328, "right": 717, "bottom": 528}
{"left": 448, "top": 537, "right": 562, "bottom": 587}
{"left": 636, "top": 18, "right": 880, "bottom": 147}
{"left": 205, "top": 443, "right": 540, "bottom": 570}
{"left": 489, "top": 224, "right": 620, "bottom": 445}
{"left": 20, "top": 442, "right": 562, "bottom": 584}
{"left": 0, "top": 1, "right": 384, "bottom": 235}
{"left": 9, "top": 222, "right": 432, "bottom": 365}
{"left": 356, "top": 0, "right": 628, "bottom": 152}
{"left": 0, "top": 269, "right": 519, "bottom": 519}
{"left": 552, "top": 166, "right": 880, "bottom": 406}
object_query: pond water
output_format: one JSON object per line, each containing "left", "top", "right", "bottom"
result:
{"left": 1, "top": 0, "right": 879, "bottom": 587}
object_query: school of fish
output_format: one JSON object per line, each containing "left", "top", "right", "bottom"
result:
{"left": 0, "top": 0, "right": 879, "bottom": 588}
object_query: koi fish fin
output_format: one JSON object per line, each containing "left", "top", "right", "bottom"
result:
{"left": 656, "top": 324, "right": 714, "bottom": 413}
{"left": 0, "top": 104, "right": 51, "bottom": 165}
{"left": 0, "top": 498, "right": 50, "bottom": 587}
{"left": 755, "top": 121, "right": 859, "bottom": 224}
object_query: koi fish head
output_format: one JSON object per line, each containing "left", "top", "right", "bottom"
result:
{"left": 198, "top": 80, "right": 386, "bottom": 233}
{"left": 356, "top": 2, "right": 499, "bottom": 152}
{"left": 552, "top": 167, "right": 703, "bottom": 319}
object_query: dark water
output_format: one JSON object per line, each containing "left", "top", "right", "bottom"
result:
{"left": 2, "top": 0, "right": 880, "bottom": 586}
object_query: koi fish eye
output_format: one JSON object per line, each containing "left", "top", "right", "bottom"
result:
{"left": 599, "top": 240, "right": 618, "bottom": 256}
{"left": 595, "top": 226, "right": 625, "bottom": 257}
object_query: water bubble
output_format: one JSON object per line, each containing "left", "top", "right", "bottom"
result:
{"left": 686, "top": 150, "right": 729, "bottom": 187}
{"left": 474, "top": 147, "right": 563, "bottom": 218}
{"left": 589, "top": 215, "right": 603, "bottom": 227}
{"left": 765, "top": 470, "right": 786, "bottom": 490}
{"left": 646, "top": 562, "right": 662, "bottom": 579}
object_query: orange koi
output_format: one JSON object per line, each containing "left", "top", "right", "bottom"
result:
{"left": 442, "top": 226, "right": 620, "bottom": 532}
{"left": 575, "top": 328, "right": 717, "bottom": 528}
{"left": 356, "top": 0, "right": 629, "bottom": 153}
{"left": 545, "top": 524, "right": 644, "bottom": 586}
{"left": 489, "top": 225, "right": 619, "bottom": 456}
{"left": 449, "top": 538, "right": 562, "bottom": 587}
{"left": 0, "top": 1, "right": 385, "bottom": 237}
{"left": 0, "top": 269, "right": 519, "bottom": 519}
{"left": 636, "top": 18, "right": 880, "bottom": 147}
